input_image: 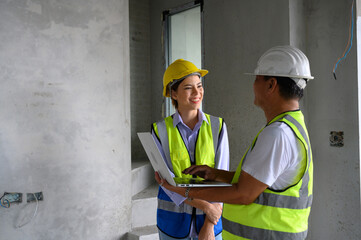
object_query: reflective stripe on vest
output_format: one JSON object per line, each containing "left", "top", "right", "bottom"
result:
{"left": 153, "top": 114, "right": 223, "bottom": 238}
{"left": 158, "top": 199, "right": 208, "bottom": 215}
{"left": 222, "top": 111, "right": 313, "bottom": 240}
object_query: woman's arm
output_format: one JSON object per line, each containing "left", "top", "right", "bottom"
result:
{"left": 198, "top": 217, "right": 216, "bottom": 240}
{"left": 184, "top": 199, "right": 222, "bottom": 225}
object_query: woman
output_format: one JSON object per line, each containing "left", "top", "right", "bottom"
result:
{"left": 151, "top": 59, "right": 229, "bottom": 240}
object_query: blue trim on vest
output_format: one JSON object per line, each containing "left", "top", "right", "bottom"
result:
{"left": 157, "top": 187, "right": 223, "bottom": 238}
{"left": 157, "top": 187, "right": 192, "bottom": 238}
{"left": 155, "top": 114, "right": 224, "bottom": 238}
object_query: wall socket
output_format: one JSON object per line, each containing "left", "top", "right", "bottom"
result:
{"left": 330, "top": 131, "right": 344, "bottom": 147}
{"left": 3, "top": 192, "right": 22, "bottom": 204}
{"left": 27, "top": 192, "right": 43, "bottom": 202}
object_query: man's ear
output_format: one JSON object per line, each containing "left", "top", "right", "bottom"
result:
{"left": 268, "top": 77, "right": 277, "bottom": 92}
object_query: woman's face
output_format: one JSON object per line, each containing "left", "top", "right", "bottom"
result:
{"left": 172, "top": 75, "right": 203, "bottom": 112}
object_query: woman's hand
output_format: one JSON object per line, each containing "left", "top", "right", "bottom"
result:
{"left": 155, "top": 172, "right": 175, "bottom": 192}
{"left": 203, "top": 203, "right": 222, "bottom": 225}
{"left": 182, "top": 165, "right": 218, "bottom": 180}
{"left": 198, "top": 218, "right": 215, "bottom": 240}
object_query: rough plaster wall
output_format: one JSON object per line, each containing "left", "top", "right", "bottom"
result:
{"left": 0, "top": 1, "right": 131, "bottom": 239}
{"left": 305, "top": 0, "right": 361, "bottom": 239}
{"left": 130, "top": 0, "right": 152, "bottom": 162}
{"left": 203, "top": 0, "right": 290, "bottom": 170}
{"left": 358, "top": 0, "right": 361, "bottom": 219}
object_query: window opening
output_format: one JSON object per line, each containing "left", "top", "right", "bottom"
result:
{"left": 163, "top": 1, "right": 203, "bottom": 117}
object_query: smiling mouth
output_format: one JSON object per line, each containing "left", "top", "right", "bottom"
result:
{"left": 190, "top": 98, "right": 201, "bottom": 103}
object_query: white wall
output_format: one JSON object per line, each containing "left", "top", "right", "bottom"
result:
{"left": 0, "top": 1, "right": 131, "bottom": 239}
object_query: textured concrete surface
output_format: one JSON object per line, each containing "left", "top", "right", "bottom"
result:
{"left": 305, "top": 0, "right": 361, "bottom": 239}
{"left": 0, "top": 0, "right": 131, "bottom": 239}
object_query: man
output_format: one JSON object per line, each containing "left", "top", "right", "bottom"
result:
{"left": 156, "top": 45, "right": 314, "bottom": 240}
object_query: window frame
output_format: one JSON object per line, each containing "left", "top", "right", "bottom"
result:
{"left": 162, "top": 0, "right": 204, "bottom": 117}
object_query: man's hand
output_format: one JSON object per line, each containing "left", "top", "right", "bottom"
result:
{"left": 182, "top": 165, "right": 217, "bottom": 180}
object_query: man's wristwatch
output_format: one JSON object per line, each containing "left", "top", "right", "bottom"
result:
{"left": 185, "top": 187, "right": 193, "bottom": 201}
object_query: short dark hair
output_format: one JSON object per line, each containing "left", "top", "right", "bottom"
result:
{"left": 265, "top": 76, "right": 304, "bottom": 100}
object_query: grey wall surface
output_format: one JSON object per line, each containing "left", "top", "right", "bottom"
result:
{"left": 0, "top": 1, "right": 131, "bottom": 239}
{"left": 203, "top": 0, "right": 290, "bottom": 170}
{"left": 305, "top": 0, "right": 361, "bottom": 239}
{"left": 130, "top": 0, "right": 152, "bottom": 162}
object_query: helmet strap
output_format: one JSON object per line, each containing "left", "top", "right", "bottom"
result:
{"left": 291, "top": 78, "right": 307, "bottom": 89}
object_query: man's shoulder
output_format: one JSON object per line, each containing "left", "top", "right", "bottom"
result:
{"left": 262, "top": 122, "right": 296, "bottom": 140}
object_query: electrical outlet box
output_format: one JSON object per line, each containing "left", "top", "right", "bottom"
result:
{"left": 330, "top": 131, "right": 344, "bottom": 147}
{"left": 3, "top": 192, "right": 22, "bottom": 203}
{"left": 27, "top": 192, "right": 43, "bottom": 202}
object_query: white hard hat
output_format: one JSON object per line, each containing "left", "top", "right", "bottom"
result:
{"left": 247, "top": 45, "right": 313, "bottom": 89}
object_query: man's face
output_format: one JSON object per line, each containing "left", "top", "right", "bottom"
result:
{"left": 253, "top": 75, "right": 269, "bottom": 107}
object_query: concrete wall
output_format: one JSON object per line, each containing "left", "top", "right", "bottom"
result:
{"left": 0, "top": 1, "right": 131, "bottom": 239}
{"left": 305, "top": 0, "right": 361, "bottom": 239}
{"left": 203, "top": 0, "right": 290, "bottom": 170}
{"left": 130, "top": 0, "right": 152, "bottom": 162}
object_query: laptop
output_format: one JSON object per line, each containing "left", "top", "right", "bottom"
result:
{"left": 137, "top": 132, "right": 232, "bottom": 187}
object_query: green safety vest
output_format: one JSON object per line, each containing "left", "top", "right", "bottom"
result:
{"left": 222, "top": 110, "right": 313, "bottom": 240}
{"left": 153, "top": 113, "right": 224, "bottom": 238}
{"left": 153, "top": 113, "right": 223, "bottom": 177}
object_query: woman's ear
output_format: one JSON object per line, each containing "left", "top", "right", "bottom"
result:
{"left": 171, "top": 89, "right": 177, "bottom": 100}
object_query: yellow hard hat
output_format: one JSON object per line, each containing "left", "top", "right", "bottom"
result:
{"left": 163, "top": 59, "right": 208, "bottom": 97}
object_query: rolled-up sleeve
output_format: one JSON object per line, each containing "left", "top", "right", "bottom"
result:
{"left": 215, "top": 122, "right": 230, "bottom": 171}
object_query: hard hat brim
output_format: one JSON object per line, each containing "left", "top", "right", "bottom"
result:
{"left": 163, "top": 69, "right": 208, "bottom": 97}
{"left": 244, "top": 72, "right": 314, "bottom": 80}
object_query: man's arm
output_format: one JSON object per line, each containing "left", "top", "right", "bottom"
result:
{"left": 214, "top": 121, "right": 230, "bottom": 171}
{"left": 183, "top": 165, "right": 235, "bottom": 184}
{"left": 156, "top": 170, "right": 268, "bottom": 205}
